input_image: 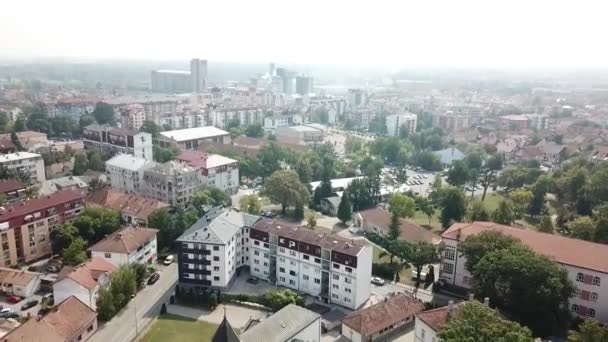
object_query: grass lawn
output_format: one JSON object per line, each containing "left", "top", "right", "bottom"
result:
{"left": 372, "top": 246, "right": 414, "bottom": 286}
{"left": 474, "top": 192, "right": 504, "bottom": 212}
{"left": 141, "top": 315, "right": 218, "bottom": 342}
{"left": 412, "top": 210, "right": 442, "bottom": 233}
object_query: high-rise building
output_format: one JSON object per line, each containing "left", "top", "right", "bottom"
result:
{"left": 190, "top": 58, "right": 208, "bottom": 93}
{"left": 296, "top": 76, "right": 313, "bottom": 95}
{"left": 386, "top": 113, "right": 417, "bottom": 136}
{"left": 269, "top": 62, "right": 275, "bottom": 77}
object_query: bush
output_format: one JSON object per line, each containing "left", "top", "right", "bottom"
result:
{"left": 372, "top": 263, "right": 397, "bottom": 280}
{"left": 261, "top": 289, "right": 304, "bottom": 311}
{"left": 209, "top": 293, "right": 218, "bottom": 310}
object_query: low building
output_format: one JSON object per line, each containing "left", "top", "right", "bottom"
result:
{"left": 39, "top": 176, "right": 89, "bottom": 196}
{"left": 177, "top": 150, "right": 240, "bottom": 194}
{"left": 342, "top": 293, "right": 425, "bottom": 342}
{"left": 320, "top": 195, "right": 341, "bottom": 216}
{"left": 0, "top": 179, "right": 26, "bottom": 203}
{"left": 53, "top": 257, "right": 117, "bottom": 310}
{"left": 433, "top": 147, "right": 465, "bottom": 168}
{"left": 105, "top": 154, "right": 156, "bottom": 195}
{"left": 499, "top": 114, "right": 529, "bottom": 130}
{"left": 158, "top": 126, "right": 231, "bottom": 150}
{"left": 85, "top": 188, "right": 169, "bottom": 225}
{"left": 82, "top": 124, "right": 153, "bottom": 161}
{"left": 353, "top": 207, "right": 438, "bottom": 244}
{"left": 386, "top": 113, "right": 417, "bottom": 137}
{"left": 0, "top": 190, "right": 84, "bottom": 265}
{"left": 276, "top": 125, "right": 324, "bottom": 144}
{"left": 141, "top": 161, "right": 201, "bottom": 207}
{"left": 439, "top": 221, "right": 608, "bottom": 323}
{"left": 238, "top": 304, "right": 321, "bottom": 342}
{"left": 88, "top": 226, "right": 159, "bottom": 267}
{"left": 0, "top": 267, "right": 41, "bottom": 297}
{"left": 12, "top": 131, "right": 48, "bottom": 150}
{"left": 3, "top": 296, "right": 97, "bottom": 342}
{"left": 0, "top": 152, "right": 46, "bottom": 184}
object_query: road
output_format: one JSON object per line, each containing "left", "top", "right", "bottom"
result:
{"left": 90, "top": 263, "right": 177, "bottom": 342}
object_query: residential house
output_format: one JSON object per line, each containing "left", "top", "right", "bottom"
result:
{"left": 39, "top": 176, "right": 89, "bottom": 196}
{"left": 53, "top": 257, "right": 117, "bottom": 310}
{"left": 85, "top": 188, "right": 169, "bottom": 225}
{"left": 141, "top": 161, "right": 201, "bottom": 207}
{"left": 320, "top": 195, "right": 341, "bottom": 216}
{"left": 88, "top": 226, "right": 159, "bottom": 267}
{"left": 342, "top": 293, "right": 425, "bottom": 342}
{"left": 0, "top": 267, "right": 41, "bottom": 297}
{"left": 0, "top": 179, "right": 26, "bottom": 203}
{"left": 353, "top": 207, "right": 439, "bottom": 244}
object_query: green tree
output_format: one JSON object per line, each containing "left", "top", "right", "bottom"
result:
{"left": 110, "top": 265, "right": 137, "bottom": 309}
{"left": 87, "top": 151, "right": 105, "bottom": 172}
{"left": 294, "top": 155, "right": 313, "bottom": 184}
{"left": 388, "top": 211, "right": 401, "bottom": 241}
{"left": 538, "top": 214, "right": 554, "bottom": 233}
{"left": 567, "top": 216, "right": 596, "bottom": 241}
{"left": 569, "top": 319, "right": 608, "bottom": 342}
{"left": 79, "top": 114, "right": 96, "bottom": 130}
{"left": 593, "top": 204, "right": 608, "bottom": 243}
{"left": 409, "top": 241, "right": 437, "bottom": 286}
{"left": 389, "top": 193, "right": 415, "bottom": 218}
{"left": 92, "top": 102, "right": 115, "bottom": 124}
{"left": 257, "top": 143, "right": 284, "bottom": 179}
{"left": 528, "top": 175, "right": 552, "bottom": 216}
{"left": 337, "top": 193, "right": 352, "bottom": 225}
{"left": 245, "top": 124, "right": 264, "bottom": 137}
{"left": 439, "top": 186, "right": 467, "bottom": 228}
{"left": 466, "top": 200, "right": 490, "bottom": 222}
{"left": 239, "top": 195, "right": 262, "bottom": 215}
{"left": 480, "top": 155, "right": 503, "bottom": 201}
{"left": 73, "top": 207, "right": 121, "bottom": 243}
{"left": 293, "top": 205, "right": 304, "bottom": 221}
{"left": 439, "top": 301, "right": 534, "bottom": 342}
{"left": 492, "top": 200, "right": 515, "bottom": 225}
{"left": 73, "top": 153, "right": 89, "bottom": 176}
{"left": 460, "top": 230, "right": 519, "bottom": 272}
{"left": 96, "top": 286, "right": 116, "bottom": 321}
{"left": 447, "top": 160, "right": 470, "bottom": 187}
{"left": 10, "top": 131, "right": 23, "bottom": 151}
{"left": 414, "top": 151, "right": 442, "bottom": 171}
{"left": 262, "top": 289, "right": 304, "bottom": 311}
{"left": 62, "top": 238, "right": 87, "bottom": 266}
{"left": 262, "top": 170, "right": 310, "bottom": 215}
{"left": 153, "top": 145, "right": 179, "bottom": 163}
{"left": 347, "top": 178, "right": 374, "bottom": 211}
{"left": 415, "top": 196, "right": 435, "bottom": 225}
{"left": 131, "top": 263, "right": 148, "bottom": 288}
{"left": 509, "top": 189, "right": 533, "bottom": 219}
{"left": 50, "top": 224, "right": 78, "bottom": 255}
{"left": 140, "top": 120, "right": 161, "bottom": 138}
{"left": 313, "top": 175, "right": 333, "bottom": 206}
{"left": 13, "top": 114, "right": 26, "bottom": 132}
{"left": 147, "top": 209, "right": 174, "bottom": 249}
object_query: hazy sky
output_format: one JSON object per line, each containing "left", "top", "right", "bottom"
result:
{"left": 1, "top": 0, "right": 606, "bottom": 68}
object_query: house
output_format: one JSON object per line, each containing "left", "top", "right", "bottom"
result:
{"left": 0, "top": 152, "right": 46, "bottom": 183}
{"left": 53, "top": 257, "right": 117, "bottom": 310}
{"left": 591, "top": 145, "right": 608, "bottom": 163}
{"left": 342, "top": 293, "right": 425, "bottom": 342}
{"left": 85, "top": 188, "right": 169, "bottom": 225}
{"left": 3, "top": 296, "right": 97, "bottom": 342}
{"left": 320, "top": 195, "right": 342, "bottom": 216}
{"left": 433, "top": 148, "right": 465, "bottom": 168}
{"left": 88, "top": 226, "right": 159, "bottom": 267}
{"left": 239, "top": 304, "right": 321, "bottom": 342}
{"left": 39, "top": 176, "right": 89, "bottom": 196}
{"left": 79, "top": 169, "right": 109, "bottom": 185}
{"left": 0, "top": 179, "right": 26, "bottom": 203}
{"left": 0, "top": 267, "right": 41, "bottom": 297}
{"left": 353, "top": 207, "right": 439, "bottom": 244}
{"left": 439, "top": 221, "right": 608, "bottom": 323}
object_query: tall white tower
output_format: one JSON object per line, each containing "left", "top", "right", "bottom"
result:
{"left": 190, "top": 58, "right": 208, "bottom": 93}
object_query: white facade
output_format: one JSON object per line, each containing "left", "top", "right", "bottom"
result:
{"left": 0, "top": 275, "right": 41, "bottom": 298}
{"left": 53, "top": 274, "right": 110, "bottom": 310}
{"left": 105, "top": 154, "right": 155, "bottom": 194}
{"left": 341, "top": 323, "right": 363, "bottom": 342}
{"left": 414, "top": 316, "right": 438, "bottom": 342}
{"left": 386, "top": 113, "right": 417, "bottom": 137}
{"left": 91, "top": 236, "right": 158, "bottom": 267}
{"left": 0, "top": 152, "right": 46, "bottom": 183}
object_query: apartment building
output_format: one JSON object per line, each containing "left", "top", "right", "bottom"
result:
{"left": 499, "top": 114, "right": 529, "bottom": 130}
{"left": 88, "top": 226, "right": 158, "bottom": 267}
{"left": 119, "top": 104, "right": 146, "bottom": 130}
{"left": 208, "top": 108, "right": 264, "bottom": 129}
{"left": 86, "top": 188, "right": 169, "bottom": 225}
{"left": 0, "top": 190, "right": 84, "bottom": 265}
{"left": 276, "top": 126, "right": 325, "bottom": 144}
{"left": 0, "top": 152, "right": 46, "bottom": 184}
{"left": 177, "top": 150, "right": 239, "bottom": 194}
{"left": 158, "top": 126, "right": 231, "bottom": 150}
{"left": 82, "top": 124, "right": 153, "bottom": 161}
{"left": 141, "top": 161, "right": 201, "bottom": 207}
{"left": 386, "top": 113, "right": 417, "bottom": 137}
{"left": 105, "top": 154, "right": 156, "bottom": 195}
{"left": 0, "top": 179, "right": 27, "bottom": 203}
{"left": 432, "top": 111, "right": 474, "bottom": 132}
{"left": 439, "top": 222, "right": 608, "bottom": 323}
{"left": 150, "top": 70, "right": 191, "bottom": 93}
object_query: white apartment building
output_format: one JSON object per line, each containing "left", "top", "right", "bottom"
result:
{"left": 141, "top": 161, "right": 201, "bottom": 207}
{"left": 158, "top": 126, "right": 231, "bottom": 150}
{"left": 88, "top": 226, "right": 159, "bottom": 267}
{"left": 386, "top": 113, "right": 417, "bottom": 137}
{"left": 177, "top": 150, "right": 239, "bottom": 194}
{"left": 82, "top": 125, "right": 153, "bottom": 161}
{"left": 119, "top": 104, "right": 146, "bottom": 130}
{"left": 208, "top": 108, "right": 264, "bottom": 129}
{"left": 0, "top": 152, "right": 45, "bottom": 183}
{"left": 439, "top": 222, "right": 608, "bottom": 323}
{"left": 105, "top": 154, "right": 155, "bottom": 194}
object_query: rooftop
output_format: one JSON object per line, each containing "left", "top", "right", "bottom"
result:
{"left": 443, "top": 221, "right": 608, "bottom": 273}
{"left": 0, "top": 267, "right": 40, "bottom": 286}
{"left": 0, "top": 179, "right": 26, "bottom": 194}
{"left": 160, "top": 126, "right": 229, "bottom": 142}
{"left": 0, "top": 152, "right": 42, "bottom": 163}
{"left": 88, "top": 226, "right": 159, "bottom": 254}
{"left": 177, "top": 150, "right": 238, "bottom": 169}
{"left": 56, "top": 257, "right": 116, "bottom": 290}
{"left": 39, "top": 176, "right": 88, "bottom": 196}
{"left": 86, "top": 188, "right": 169, "bottom": 221}
{"left": 434, "top": 147, "right": 465, "bottom": 165}
{"left": 357, "top": 207, "right": 438, "bottom": 244}
{"left": 105, "top": 153, "right": 155, "bottom": 171}
{"left": 0, "top": 190, "right": 83, "bottom": 224}
{"left": 240, "top": 304, "right": 320, "bottom": 342}
{"left": 416, "top": 303, "right": 463, "bottom": 333}
{"left": 178, "top": 207, "right": 260, "bottom": 245}
{"left": 343, "top": 293, "right": 425, "bottom": 336}
{"left": 154, "top": 69, "right": 191, "bottom": 75}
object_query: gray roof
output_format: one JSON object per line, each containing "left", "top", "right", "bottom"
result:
{"left": 39, "top": 176, "right": 88, "bottom": 195}
{"left": 177, "top": 208, "right": 260, "bottom": 245}
{"left": 434, "top": 147, "right": 465, "bottom": 165}
{"left": 105, "top": 154, "right": 155, "bottom": 171}
{"left": 240, "top": 304, "right": 320, "bottom": 342}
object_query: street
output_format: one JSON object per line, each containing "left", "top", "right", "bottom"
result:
{"left": 89, "top": 263, "right": 178, "bottom": 342}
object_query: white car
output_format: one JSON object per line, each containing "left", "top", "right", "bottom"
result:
{"left": 371, "top": 277, "right": 385, "bottom": 285}
{"left": 411, "top": 270, "right": 427, "bottom": 281}
{"left": 163, "top": 255, "right": 175, "bottom": 265}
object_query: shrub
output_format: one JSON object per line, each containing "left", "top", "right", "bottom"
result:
{"left": 372, "top": 263, "right": 397, "bottom": 280}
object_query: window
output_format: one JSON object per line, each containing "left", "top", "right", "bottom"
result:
{"left": 214, "top": 276, "right": 220, "bottom": 281}
{"left": 303, "top": 275, "right": 309, "bottom": 280}
{"left": 213, "top": 256, "right": 220, "bottom": 262}
{"left": 332, "top": 284, "right": 339, "bottom": 289}
{"left": 87, "top": 324, "right": 94, "bottom": 332}
{"left": 264, "top": 243, "right": 269, "bottom": 248}
{"left": 314, "top": 278, "right": 320, "bottom": 284}
{"left": 345, "top": 287, "right": 351, "bottom": 293}
{"left": 588, "top": 308, "right": 596, "bottom": 318}
{"left": 289, "top": 250, "right": 296, "bottom": 256}
{"left": 279, "top": 247, "right": 285, "bottom": 253}
{"left": 333, "top": 263, "right": 340, "bottom": 269}
{"left": 279, "top": 276, "right": 285, "bottom": 282}
{"left": 213, "top": 246, "right": 219, "bottom": 251}
{"left": 254, "top": 268, "right": 259, "bottom": 272}
{"left": 279, "top": 257, "right": 285, "bottom": 262}
{"left": 289, "top": 279, "right": 296, "bottom": 285}
{"left": 593, "top": 277, "right": 601, "bottom": 286}
{"left": 332, "top": 293, "right": 339, "bottom": 299}
{"left": 345, "top": 277, "right": 352, "bottom": 284}
{"left": 303, "top": 255, "right": 310, "bottom": 260}
{"left": 443, "top": 263, "right": 454, "bottom": 274}
{"left": 444, "top": 247, "right": 456, "bottom": 261}
{"left": 574, "top": 288, "right": 581, "bottom": 297}
{"left": 104, "top": 252, "right": 111, "bottom": 259}
{"left": 263, "top": 262, "right": 268, "bottom": 267}
{"left": 333, "top": 274, "right": 339, "bottom": 280}
{"left": 591, "top": 292, "right": 598, "bottom": 302}
{"left": 345, "top": 267, "right": 352, "bottom": 273}
{"left": 314, "top": 258, "right": 321, "bottom": 263}
{"left": 264, "top": 253, "right": 269, "bottom": 259}
{"left": 214, "top": 266, "right": 220, "bottom": 271}
{"left": 344, "top": 297, "right": 351, "bottom": 303}
{"left": 279, "top": 267, "right": 285, "bottom": 273}
{"left": 254, "top": 241, "right": 260, "bottom": 246}
{"left": 571, "top": 304, "right": 578, "bottom": 313}
{"left": 576, "top": 273, "right": 584, "bottom": 282}
{"left": 254, "top": 251, "right": 260, "bottom": 256}
{"left": 254, "top": 260, "right": 260, "bottom": 265}
{"left": 289, "top": 270, "right": 296, "bottom": 276}
{"left": 290, "top": 260, "right": 296, "bottom": 266}
{"left": 421, "top": 329, "right": 426, "bottom": 339}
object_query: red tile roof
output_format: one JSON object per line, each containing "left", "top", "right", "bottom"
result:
{"left": 415, "top": 304, "right": 461, "bottom": 332}
{"left": 342, "top": 293, "right": 425, "bottom": 336}
{"left": 0, "top": 190, "right": 83, "bottom": 223}
{"left": 442, "top": 221, "right": 608, "bottom": 273}
{"left": 0, "top": 267, "right": 40, "bottom": 286}
{"left": 357, "top": 207, "right": 439, "bottom": 244}
{"left": 0, "top": 179, "right": 26, "bottom": 194}
{"left": 56, "top": 257, "right": 116, "bottom": 290}
{"left": 85, "top": 188, "right": 169, "bottom": 222}
{"left": 88, "top": 226, "right": 158, "bottom": 254}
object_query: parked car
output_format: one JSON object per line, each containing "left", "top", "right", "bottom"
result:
{"left": 163, "top": 255, "right": 174, "bottom": 265}
{"left": 371, "top": 277, "right": 385, "bottom": 286}
{"left": 21, "top": 300, "right": 38, "bottom": 311}
{"left": 6, "top": 295, "right": 22, "bottom": 304}
{"left": 0, "top": 308, "right": 14, "bottom": 318}
{"left": 4, "top": 312, "right": 20, "bottom": 319}
{"left": 411, "top": 270, "right": 427, "bottom": 281}
{"left": 46, "top": 265, "right": 60, "bottom": 273}
{"left": 246, "top": 277, "right": 259, "bottom": 285}
{"left": 147, "top": 272, "right": 160, "bottom": 285}
{"left": 261, "top": 211, "right": 276, "bottom": 218}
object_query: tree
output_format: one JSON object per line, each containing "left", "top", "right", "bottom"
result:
{"left": 447, "top": 160, "right": 470, "bottom": 187}
{"left": 492, "top": 200, "right": 515, "bottom": 225}
{"left": 262, "top": 289, "right": 304, "bottom": 311}
{"left": 569, "top": 319, "right": 608, "bottom": 342}
{"left": 148, "top": 209, "right": 174, "bottom": 250}
{"left": 294, "top": 155, "right": 313, "bottom": 184}
{"left": 153, "top": 145, "right": 179, "bottom": 163}
{"left": 50, "top": 224, "right": 78, "bottom": 255}
{"left": 131, "top": 263, "right": 148, "bottom": 288}
{"left": 567, "top": 216, "right": 596, "bottom": 241}
{"left": 466, "top": 200, "right": 490, "bottom": 222}
{"left": 293, "top": 205, "right": 304, "bottom": 221}
{"left": 79, "top": 114, "right": 95, "bottom": 129}
{"left": 313, "top": 175, "right": 333, "bottom": 206}
{"left": 439, "top": 301, "right": 534, "bottom": 342}
{"left": 10, "top": 132, "right": 23, "bottom": 151}
{"left": 87, "top": 151, "right": 105, "bottom": 172}
{"left": 245, "top": 124, "right": 264, "bottom": 137}
{"left": 509, "top": 189, "right": 533, "bottom": 219}
{"left": 593, "top": 204, "right": 608, "bottom": 243}
{"left": 62, "top": 238, "right": 87, "bottom": 266}
{"left": 257, "top": 143, "right": 284, "bottom": 179}
{"left": 262, "top": 170, "right": 310, "bottom": 215}
{"left": 73, "top": 153, "right": 89, "bottom": 176}
{"left": 538, "top": 214, "right": 554, "bottom": 233}
{"left": 414, "top": 151, "right": 442, "bottom": 171}
{"left": 96, "top": 286, "right": 116, "bottom": 321}
{"left": 528, "top": 175, "right": 552, "bottom": 216}
{"left": 73, "top": 207, "right": 121, "bottom": 243}
{"left": 191, "top": 186, "right": 232, "bottom": 216}
{"left": 416, "top": 196, "right": 435, "bottom": 225}
{"left": 460, "top": 231, "right": 519, "bottom": 272}
{"left": 140, "top": 120, "right": 161, "bottom": 138}
{"left": 92, "top": 102, "right": 114, "bottom": 124}
{"left": 110, "top": 265, "right": 137, "bottom": 309}
{"left": 13, "top": 114, "right": 26, "bottom": 132}
{"left": 348, "top": 178, "right": 374, "bottom": 211}
{"left": 388, "top": 211, "right": 401, "bottom": 241}
{"left": 409, "top": 241, "right": 437, "bottom": 286}
{"left": 439, "top": 187, "right": 467, "bottom": 228}
{"left": 239, "top": 195, "right": 262, "bottom": 215}
{"left": 337, "top": 193, "right": 352, "bottom": 225}
{"left": 480, "top": 155, "right": 503, "bottom": 201}
{"left": 306, "top": 214, "right": 317, "bottom": 229}
{"left": 389, "top": 193, "right": 415, "bottom": 218}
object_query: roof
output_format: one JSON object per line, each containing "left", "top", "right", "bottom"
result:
{"left": 105, "top": 153, "right": 154, "bottom": 171}
{"left": 88, "top": 226, "right": 158, "bottom": 254}
{"left": 442, "top": 221, "right": 608, "bottom": 273}
{"left": 501, "top": 114, "right": 529, "bottom": 121}
{"left": 0, "top": 190, "right": 83, "bottom": 224}
{"left": 85, "top": 188, "right": 169, "bottom": 221}
{"left": 39, "top": 176, "right": 88, "bottom": 196}
{"left": 0, "top": 179, "right": 26, "bottom": 194}
{"left": 177, "top": 150, "right": 238, "bottom": 169}
{"left": 415, "top": 304, "right": 462, "bottom": 333}
{"left": 240, "top": 304, "right": 320, "bottom": 342}
{"left": 56, "top": 257, "right": 117, "bottom": 290}
{"left": 310, "top": 177, "right": 363, "bottom": 192}
{"left": 0, "top": 267, "right": 40, "bottom": 286}
{"left": 160, "top": 126, "right": 229, "bottom": 142}
{"left": 342, "top": 294, "right": 425, "bottom": 336}
{"left": 212, "top": 316, "right": 241, "bottom": 342}
{"left": 177, "top": 207, "right": 260, "bottom": 245}
{"left": 3, "top": 296, "right": 96, "bottom": 342}
{"left": 357, "top": 207, "right": 438, "bottom": 243}
{"left": 321, "top": 195, "right": 341, "bottom": 208}
{"left": 154, "top": 69, "right": 191, "bottom": 75}
{"left": 0, "top": 152, "right": 42, "bottom": 163}
{"left": 434, "top": 148, "right": 465, "bottom": 165}
{"left": 283, "top": 125, "right": 322, "bottom": 132}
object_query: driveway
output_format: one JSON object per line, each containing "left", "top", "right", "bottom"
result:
{"left": 167, "top": 303, "right": 268, "bottom": 330}
{"left": 226, "top": 270, "right": 276, "bottom": 296}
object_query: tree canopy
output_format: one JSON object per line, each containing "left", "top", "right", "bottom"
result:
{"left": 262, "top": 170, "right": 310, "bottom": 214}
{"left": 92, "top": 102, "right": 115, "bottom": 124}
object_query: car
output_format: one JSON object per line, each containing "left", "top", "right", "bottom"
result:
{"left": 4, "top": 312, "right": 20, "bottom": 319}
{"left": 163, "top": 255, "right": 175, "bottom": 265}
{"left": 0, "top": 308, "right": 14, "bottom": 318}
{"left": 6, "top": 295, "right": 22, "bottom": 304}
{"left": 411, "top": 270, "right": 427, "bottom": 281}
{"left": 261, "top": 211, "right": 276, "bottom": 218}
{"left": 246, "top": 276, "right": 259, "bottom": 285}
{"left": 21, "top": 300, "right": 38, "bottom": 311}
{"left": 46, "top": 265, "right": 60, "bottom": 273}
{"left": 371, "top": 277, "right": 385, "bottom": 286}
{"left": 147, "top": 272, "right": 160, "bottom": 285}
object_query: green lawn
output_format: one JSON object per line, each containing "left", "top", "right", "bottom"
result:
{"left": 412, "top": 210, "right": 442, "bottom": 233}
{"left": 473, "top": 192, "right": 504, "bottom": 212}
{"left": 141, "top": 315, "right": 218, "bottom": 342}
{"left": 372, "top": 246, "right": 414, "bottom": 286}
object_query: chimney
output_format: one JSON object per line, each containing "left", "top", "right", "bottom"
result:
{"left": 484, "top": 297, "right": 490, "bottom": 306}
{"left": 448, "top": 300, "right": 454, "bottom": 312}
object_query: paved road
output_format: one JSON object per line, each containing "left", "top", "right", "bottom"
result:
{"left": 90, "top": 263, "right": 178, "bottom": 342}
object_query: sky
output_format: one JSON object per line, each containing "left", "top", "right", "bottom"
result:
{"left": 1, "top": 0, "right": 606, "bottom": 68}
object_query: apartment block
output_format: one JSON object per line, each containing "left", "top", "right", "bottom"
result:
{"left": 0, "top": 152, "right": 46, "bottom": 184}
{"left": 0, "top": 190, "right": 84, "bottom": 265}
{"left": 158, "top": 126, "right": 231, "bottom": 151}
{"left": 82, "top": 124, "right": 153, "bottom": 161}
{"left": 119, "top": 104, "right": 146, "bottom": 130}
{"left": 439, "top": 222, "right": 608, "bottom": 323}
{"left": 105, "top": 154, "right": 156, "bottom": 195}
{"left": 141, "top": 161, "right": 201, "bottom": 207}
{"left": 177, "top": 150, "right": 239, "bottom": 194}
{"left": 386, "top": 113, "right": 417, "bottom": 137}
